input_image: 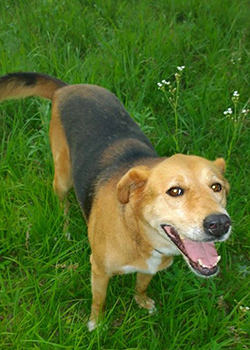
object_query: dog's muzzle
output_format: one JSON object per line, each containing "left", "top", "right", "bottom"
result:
{"left": 203, "top": 213, "right": 231, "bottom": 239}
{"left": 161, "top": 213, "right": 232, "bottom": 277}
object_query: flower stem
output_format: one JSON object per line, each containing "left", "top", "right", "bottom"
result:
{"left": 174, "top": 78, "right": 180, "bottom": 152}
{"left": 227, "top": 99, "right": 238, "bottom": 161}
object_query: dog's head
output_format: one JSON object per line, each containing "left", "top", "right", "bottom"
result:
{"left": 117, "top": 154, "right": 231, "bottom": 277}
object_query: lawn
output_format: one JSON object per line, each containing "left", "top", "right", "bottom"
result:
{"left": 0, "top": 0, "right": 250, "bottom": 349}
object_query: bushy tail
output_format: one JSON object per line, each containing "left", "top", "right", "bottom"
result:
{"left": 0, "top": 72, "right": 67, "bottom": 102}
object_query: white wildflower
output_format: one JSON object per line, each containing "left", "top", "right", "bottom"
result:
{"left": 242, "top": 109, "right": 249, "bottom": 115}
{"left": 162, "top": 80, "right": 170, "bottom": 85}
{"left": 239, "top": 305, "right": 249, "bottom": 313}
{"left": 177, "top": 66, "right": 185, "bottom": 72}
{"left": 233, "top": 91, "right": 239, "bottom": 97}
{"left": 224, "top": 108, "right": 233, "bottom": 115}
{"left": 157, "top": 82, "right": 163, "bottom": 87}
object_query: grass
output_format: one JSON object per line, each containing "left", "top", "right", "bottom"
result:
{"left": 0, "top": 0, "right": 250, "bottom": 348}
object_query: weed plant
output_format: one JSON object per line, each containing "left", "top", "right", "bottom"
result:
{"left": 0, "top": 0, "right": 250, "bottom": 349}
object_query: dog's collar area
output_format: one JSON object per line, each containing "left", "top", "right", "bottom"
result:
{"left": 161, "top": 224, "right": 220, "bottom": 277}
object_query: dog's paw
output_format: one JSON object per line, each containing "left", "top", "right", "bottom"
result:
{"left": 148, "top": 306, "right": 157, "bottom": 314}
{"left": 134, "top": 294, "right": 156, "bottom": 313}
{"left": 87, "top": 320, "right": 97, "bottom": 332}
{"left": 87, "top": 320, "right": 108, "bottom": 332}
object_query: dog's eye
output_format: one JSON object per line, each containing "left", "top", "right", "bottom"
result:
{"left": 167, "top": 187, "right": 184, "bottom": 197}
{"left": 211, "top": 183, "right": 222, "bottom": 192}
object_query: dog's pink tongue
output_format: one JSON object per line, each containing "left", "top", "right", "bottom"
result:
{"left": 183, "top": 238, "right": 218, "bottom": 265}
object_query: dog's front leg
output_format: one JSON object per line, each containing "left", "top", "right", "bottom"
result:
{"left": 134, "top": 273, "right": 156, "bottom": 313}
{"left": 88, "top": 259, "right": 110, "bottom": 331}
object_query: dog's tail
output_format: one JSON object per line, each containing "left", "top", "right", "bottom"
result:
{"left": 0, "top": 72, "right": 67, "bottom": 102}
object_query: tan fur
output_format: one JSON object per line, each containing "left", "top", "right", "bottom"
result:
{"left": 49, "top": 93, "right": 72, "bottom": 201}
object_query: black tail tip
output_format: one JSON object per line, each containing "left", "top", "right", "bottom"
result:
{"left": 0, "top": 72, "right": 38, "bottom": 86}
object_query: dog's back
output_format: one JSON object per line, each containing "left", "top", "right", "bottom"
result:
{"left": 56, "top": 84, "right": 158, "bottom": 218}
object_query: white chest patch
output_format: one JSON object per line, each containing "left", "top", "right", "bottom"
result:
{"left": 122, "top": 251, "right": 162, "bottom": 275}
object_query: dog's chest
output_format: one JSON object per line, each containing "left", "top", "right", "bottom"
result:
{"left": 121, "top": 251, "right": 162, "bottom": 275}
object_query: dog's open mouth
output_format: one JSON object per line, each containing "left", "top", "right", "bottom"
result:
{"left": 161, "top": 225, "right": 220, "bottom": 277}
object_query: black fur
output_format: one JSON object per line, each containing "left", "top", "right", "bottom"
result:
{"left": 59, "top": 85, "right": 158, "bottom": 218}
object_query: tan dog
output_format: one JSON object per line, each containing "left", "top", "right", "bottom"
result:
{"left": 0, "top": 73, "right": 231, "bottom": 331}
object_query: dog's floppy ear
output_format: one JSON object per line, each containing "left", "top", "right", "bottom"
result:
{"left": 117, "top": 166, "right": 149, "bottom": 204}
{"left": 214, "top": 157, "right": 226, "bottom": 174}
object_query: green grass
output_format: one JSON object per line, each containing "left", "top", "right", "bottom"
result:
{"left": 0, "top": 0, "right": 250, "bottom": 348}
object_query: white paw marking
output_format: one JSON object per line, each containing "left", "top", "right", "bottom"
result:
{"left": 87, "top": 320, "right": 97, "bottom": 332}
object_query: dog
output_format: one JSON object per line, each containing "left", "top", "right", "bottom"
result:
{"left": 0, "top": 72, "right": 232, "bottom": 331}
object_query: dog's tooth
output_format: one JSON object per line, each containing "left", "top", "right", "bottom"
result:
{"left": 211, "top": 256, "right": 221, "bottom": 268}
{"left": 198, "top": 259, "right": 206, "bottom": 268}
{"left": 198, "top": 256, "right": 222, "bottom": 269}
{"left": 198, "top": 259, "right": 213, "bottom": 269}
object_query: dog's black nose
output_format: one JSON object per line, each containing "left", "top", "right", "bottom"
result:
{"left": 203, "top": 214, "right": 231, "bottom": 238}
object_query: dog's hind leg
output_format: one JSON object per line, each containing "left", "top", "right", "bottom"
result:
{"left": 49, "top": 98, "right": 72, "bottom": 227}
{"left": 134, "top": 273, "right": 156, "bottom": 313}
